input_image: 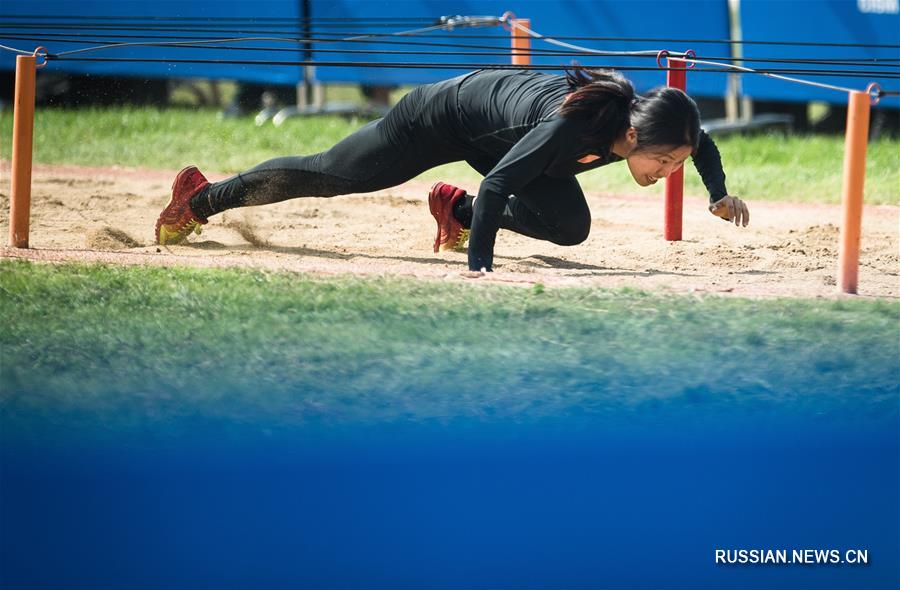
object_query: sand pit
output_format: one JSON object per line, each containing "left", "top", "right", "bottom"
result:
{"left": 1, "top": 161, "right": 898, "bottom": 298}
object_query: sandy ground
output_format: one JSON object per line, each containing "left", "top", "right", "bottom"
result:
{"left": 1, "top": 162, "right": 898, "bottom": 299}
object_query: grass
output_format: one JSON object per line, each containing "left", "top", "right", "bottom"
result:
{"left": 1, "top": 260, "right": 897, "bottom": 429}
{"left": 1, "top": 106, "right": 897, "bottom": 205}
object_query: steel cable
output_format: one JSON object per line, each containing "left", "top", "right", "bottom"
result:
{"left": 2, "top": 33, "right": 897, "bottom": 70}
{"left": 1, "top": 35, "right": 896, "bottom": 69}
{"left": 35, "top": 57, "right": 900, "bottom": 78}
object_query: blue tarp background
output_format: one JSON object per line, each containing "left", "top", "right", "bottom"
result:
{"left": 0, "top": 0, "right": 717, "bottom": 100}
{"left": 740, "top": 0, "right": 899, "bottom": 107}
{"left": 2, "top": 1, "right": 895, "bottom": 104}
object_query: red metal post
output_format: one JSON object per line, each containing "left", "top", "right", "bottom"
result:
{"left": 664, "top": 57, "right": 688, "bottom": 241}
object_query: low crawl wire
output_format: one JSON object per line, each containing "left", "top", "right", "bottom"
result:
{"left": 0, "top": 35, "right": 900, "bottom": 71}
{"left": 4, "top": 43, "right": 899, "bottom": 78}
{"left": 3, "top": 35, "right": 896, "bottom": 68}
{"left": 41, "top": 56, "right": 900, "bottom": 78}
{"left": 3, "top": 15, "right": 899, "bottom": 93}
{"left": 37, "top": 17, "right": 676, "bottom": 60}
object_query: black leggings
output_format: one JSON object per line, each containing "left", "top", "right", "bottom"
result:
{"left": 192, "top": 97, "right": 591, "bottom": 248}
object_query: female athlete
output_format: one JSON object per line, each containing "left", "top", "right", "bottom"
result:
{"left": 155, "top": 68, "right": 750, "bottom": 272}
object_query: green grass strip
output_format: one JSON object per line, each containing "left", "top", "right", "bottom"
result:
{"left": 1, "top": 260, "right": 897, "bottom": 427}
{"left": 2, "top": 107, "right": 897, "bottom": 205}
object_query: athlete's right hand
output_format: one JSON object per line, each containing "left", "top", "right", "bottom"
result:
{"left": 709, "top": 196, "right": 750, "bottom": 227}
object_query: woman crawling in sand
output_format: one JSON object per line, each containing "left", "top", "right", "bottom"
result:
{"left": 156, "top": 68, "right": 749, "bottom": 273}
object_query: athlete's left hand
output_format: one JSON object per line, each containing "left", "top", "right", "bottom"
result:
{"left": 709, "top": 195, "right": 750, "bottom": 227}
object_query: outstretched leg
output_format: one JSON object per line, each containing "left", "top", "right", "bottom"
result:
{"left": 191, "top": 118, "right": 449, "bottom": 219}
{"left": 157, "top": 86, "right": 464, "bottom": 244}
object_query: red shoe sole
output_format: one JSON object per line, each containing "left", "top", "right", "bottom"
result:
{"left": 156, "top": 166, "right": 206, "bottom": 244}
{"left": 429, "top": 182, "right": 444, "bottom": 254}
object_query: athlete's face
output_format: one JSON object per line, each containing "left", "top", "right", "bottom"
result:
{"left": 626, "top": 145, "right": 693, "bottom": 187}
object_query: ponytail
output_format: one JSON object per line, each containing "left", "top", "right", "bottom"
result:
{"left": 559, "top": 67, "right": 634, "bottom": 150}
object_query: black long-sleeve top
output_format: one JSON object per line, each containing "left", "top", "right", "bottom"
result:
{"left": 427, "top": 70, "right": 728, "bottom": 271}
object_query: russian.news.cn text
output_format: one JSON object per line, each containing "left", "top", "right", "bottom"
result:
{"left": 715, "top": 549, "right": 869, "bottom": 566}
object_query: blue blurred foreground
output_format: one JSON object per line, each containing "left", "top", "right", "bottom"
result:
{"left": 2, "top": 385, "right": 897, "bottom": 589}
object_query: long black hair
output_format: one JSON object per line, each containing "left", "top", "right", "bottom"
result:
{"left": 560, "top": 67, "right": 701, "bottom": 153}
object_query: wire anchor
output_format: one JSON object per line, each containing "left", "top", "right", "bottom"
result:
{"left": 437, "top": 15, "right": 502, "bottom": 31}
{"left": 33, "top": 46, "right": 48, "bottom": 68}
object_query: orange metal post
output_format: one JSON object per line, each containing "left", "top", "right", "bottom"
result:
{"left": 9, "top": 55, "right": 37, "bottom": 248}
{"left": 837, "top": 90, "right": 871, "bottom": 294}
{"left": 664, "top": 57, "right": 687, "bottom": 241}
{"left": 511, "top": 19, "right": 531, "bottom": 66}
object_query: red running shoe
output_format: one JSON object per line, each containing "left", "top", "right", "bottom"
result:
{"left": 428, "top": 181, "right": 469, "bottom": 253}
{"left": 155, "top": 166, "right": 210, "bottom": 245}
